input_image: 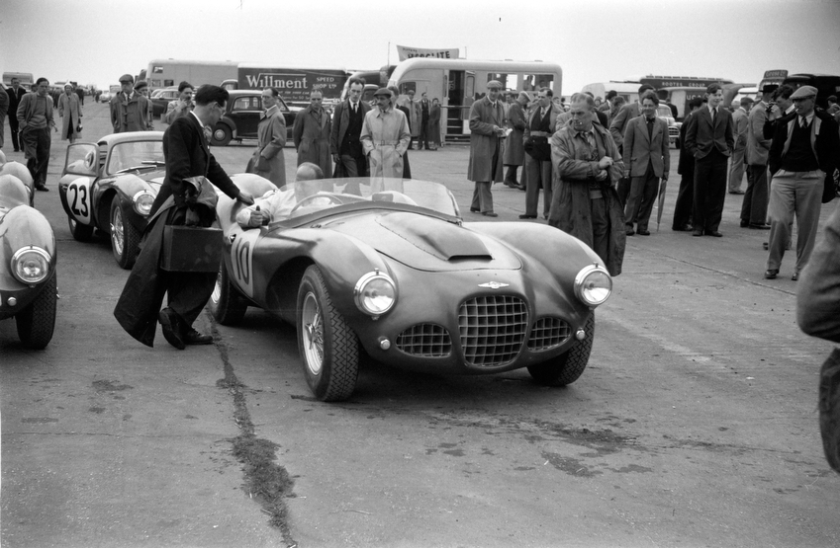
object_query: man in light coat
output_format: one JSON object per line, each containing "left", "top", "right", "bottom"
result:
{"left": 467, "top": 80, "right": 506, "bottom": 217}
{"left": 110, "top": 74, "right": 151, "bottom": 133}
{"left": 622, "top": 91, "right": 670, "bottom": 236}
{"left": 252, "top": 87, "right": 287, "bottom": 188}
{"left": 361, "top": 88, "right": 410, "bottom": 181}
{"left": 728, "top": 97, "right": 753, "bottom": 194}
{"left": 58, "top": 83, "right": 82, "bottom": 143}
{"left": 293, "top": 90, "right": 332, "bottom": 178}
{"left": 741, "top": 86, "right": 773, "bottom": 229}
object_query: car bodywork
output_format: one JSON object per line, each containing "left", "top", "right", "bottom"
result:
{"left": 210, "top": 90, "right": 297, "bottom": 146}
{"left": 0, "top": 174, "right": 58, "bottom": 349}
{"left": 0, "top": 161, "right": 35, "bottom": 206}
{"left": 211, "top": 175, "right": 613, "bottom": 401}
{"left": 151, "top": 87, "right": 179, "bottom": 118}
{"left": 58, "top": 132, "right": 165, "bottom": 269}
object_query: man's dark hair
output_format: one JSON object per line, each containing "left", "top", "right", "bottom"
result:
{"left": 35, "top": 77, "right": 49, "bottom": 86}
{"left": 265, "top": 87, "right": 280, "bottom": 98}
{"left": 348, "top": 77, "right": 365, "bottom": 88}
{"left": 194, "top": 85, "right": 229, "bottom": 106}
{"left": 539, "top": 87, "right": 553, "bottom": 98}
{"left": 641, "top": 91, "right": 660, "bottom": 105}
{"left": 740, "top": 97, "right": 754, "bottom": 107}
{"left": 605, "top": 90, "right": 617, "bottom": 100}
{"left": 774, "top": 84, "right": 794, "bottom": 101}
{"left": 706, "top": 83, "right": 722, "bottom": 95}
{"left": 613, "top": 96, "right": 626, "bottom": 107}
{"left": 828, "top": 95, "right": 837, "bottom": 104}
{"left": 638, "top": 84, "right": 654, "bottom": 94}
{"left": 178, "top": 81, "right": 193, "bottom": 93}
{"left": 688, "top": 97, "right": 704, "bottom": 109}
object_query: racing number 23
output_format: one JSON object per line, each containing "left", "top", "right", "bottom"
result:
{"left": 68, "top": 177, "right": 91, "bottom": 223}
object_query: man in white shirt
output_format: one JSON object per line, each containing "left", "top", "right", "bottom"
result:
{"left": 237, "top": 163, "right": 327, "bottom": 227}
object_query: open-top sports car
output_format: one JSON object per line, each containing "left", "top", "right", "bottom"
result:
{"left": 0, "top": 174, "right": 58, "bottom": 349}
{"left": 0, "top": 161, "right": 35, "bottom": 207}
{"left": 58, "top": 131, "right": 165, "bottom": 269}
{"left": 211, "top": 176, "right": 613, "bottom": 402}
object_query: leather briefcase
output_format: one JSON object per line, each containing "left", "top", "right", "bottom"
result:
{"left": 160, "top": 225, "right": 223, "bottom": 273}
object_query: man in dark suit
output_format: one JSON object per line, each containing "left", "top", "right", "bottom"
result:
{"left": 330, "top": 77, "right": 371, "bottom": 185}
{"left": 622, "top": 91, "right": 670, "bottom": 236}
{"left": 6, "top": 78, "right": 28, "bottom": 152}
{"left": 114, "top": 85, "right": 254, "bottom": 349}
{"left": 419, "top": 92, "right": 431, "bottom": 150}
{"left": 684, "top": 83, "right": 735, "bottom": 237}
{"left": 610, "top": 84, "right": 655, "bottom": 206}
{"left": 520, "top": 87, "right": 560, "bottom": 219}
{"left": 672, "top": 97, "right": 703, "bottom": 231}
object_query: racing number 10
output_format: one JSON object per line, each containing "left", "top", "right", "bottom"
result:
{"left": 233, "top": 237, "right": 251, "bottom": 285}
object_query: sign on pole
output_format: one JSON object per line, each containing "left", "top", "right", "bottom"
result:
{"left": 396, "top": 45, "right": 460, "bottom": 61}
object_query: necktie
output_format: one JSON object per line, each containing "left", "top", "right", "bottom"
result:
{"left": 800, "top": 116, "right": 806, "bottom": 128}
{"left": 352, "top": 102, "right": 357, "bottom": 114}
{"left": 712, "top": 108, "right": 717, "bottom": 118}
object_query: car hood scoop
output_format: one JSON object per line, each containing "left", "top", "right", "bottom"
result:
{"left": 376, "top": 212, "right": 491, "bottom": 261}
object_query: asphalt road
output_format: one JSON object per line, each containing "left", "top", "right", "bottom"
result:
{"left": 2, "top": 102, "right": 839, "bottom": 548}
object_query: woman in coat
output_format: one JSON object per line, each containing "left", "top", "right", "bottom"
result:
{"left": 58, "top": 84, "right": 82, "bottom": 143}
{"left": 252, "top": 88, "right": 287, "bottom": 188}
{"left": 428, "top": 98, "right": 442, "bottom": 150}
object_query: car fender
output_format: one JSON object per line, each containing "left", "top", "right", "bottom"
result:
{"left": 110, "top": 173, "right": 158, "bottom": 231}
{"left": 0, "top": 206, "right": 57, "bottom": 311}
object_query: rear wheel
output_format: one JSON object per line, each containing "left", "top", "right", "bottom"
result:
{"left": 68, "top": 215, "right": 94, "bottom": 242}
{"left": 297, "top": 266, "right": 359, "bottom": 402}
{"left": 16, "top": 274, "right": 58, "bottom": 350}
{"left": 211, "top": 124, "right": 232, "bottom": 146}
{"left": 209, "top": 260, "right": 248, "bottom": 325}
{"left": 110, "top": 199, "right": 140, "bottom": 269}
{"left": 528, "top": 314, "right": 595, "bottom": 387}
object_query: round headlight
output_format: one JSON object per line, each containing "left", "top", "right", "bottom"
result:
{"left": 12, "top": 246, "right": 51, "bottom": 285}
{"left": 133, "top": 190, "right": 155, "bottom": 216}
{"left": 574, "top": 265, "right": 612, "bottom": 307}
{"left": 354, "top": 271, "right": 396, "bottom": 316}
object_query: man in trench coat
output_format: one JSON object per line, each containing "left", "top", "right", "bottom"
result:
{"left": 467, "top": 80, "right": 506, "bottom": 217}
{"left": 293, "top": 90, "right": 332, "bottom": 178}
{"left": 503, "top": 91, "right": 529, "bottom": 188}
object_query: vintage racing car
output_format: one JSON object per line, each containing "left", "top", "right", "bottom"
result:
{"left": 0, "top": 174, "right": 58, "bottom": 349}
{"left": 0, "top": 161, "right": 35, "bottom": 206}
{"left": 210, "top": 175, "right": 613, "bottom": 402}
{"left": 58, "top": 132, "right": 165, "bottom": 269}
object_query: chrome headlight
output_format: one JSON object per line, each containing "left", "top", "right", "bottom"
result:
{"left": 11, "top": 246, "right": 51, "bottom": 285}
{"left": 133, "top": 190, "right": 156, "bottom": 216}
{"left": 574, "top": 265, "right": 612, "bottom": 307}
{"left": 354, "top": 270, "right": 396, "bottom": 316}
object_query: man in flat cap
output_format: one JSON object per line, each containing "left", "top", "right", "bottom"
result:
{"left": 110, "top": 73, "right": 151, "bottom": 132}
{"left": 467, "top": 80, "right": 506, "bottom": 216}
{"left": 764, "top": 85, "right": 840, "bottom": 280}
{"left": 361, "top": 87, "right": 411, "bottom": 181}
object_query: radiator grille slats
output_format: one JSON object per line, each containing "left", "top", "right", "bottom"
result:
{"left": 458, "top": 295, "right": 527, "bottom": 366}
{"left": 396, "top": 324, "right": 452, "bottom": 357}
{"left": 528, "top": 317, "right": 571, "bottom": 351}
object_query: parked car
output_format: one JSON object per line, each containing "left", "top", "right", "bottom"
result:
{"left": 781, "top": 73, "right": 840, "bottom": 110}
{"left": 99, "top": 90, "right": 112, "bottom": 103}
{"left": 0, "top": 161, "right": 35, "bottom": 206}
{"left": 655, "top": 104, "right": 679, "bottom": 148}
{"left": 211, "top": 175, "right": 613, "bottom": 401}
{"left": 0, "top": 174, "right": 58, "bottom": 349}
{"left": 151, "top": 87, "right": 179, "bottom": 119}
{"left": 58, "top": 132, "right": 165, "bottom": 269}
{"left": 210, "top": 90, "right": 296, "bottom": 146}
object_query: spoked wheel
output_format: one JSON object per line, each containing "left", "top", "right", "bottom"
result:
{"left": 528, "top": 313, "right": 595, "bottom": 387}
{"left": 297, "top": 265, "right": 359, "bottom": 402}
{"left": 67, "top": 215, "right": 94, "bottom": 242}
{"left": 110, "top": 200, "right": 140, "bottom": 269}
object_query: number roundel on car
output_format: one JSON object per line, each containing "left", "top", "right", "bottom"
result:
{"left": 67, "top": 177, "right": 93, "bottom": 224}
{"left": 230, "top": 228, "right": 260, "bottom": 299}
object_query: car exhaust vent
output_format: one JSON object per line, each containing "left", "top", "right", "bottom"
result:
{"left": 396, "top": 324, "right": 452, "bottom": 357}
{"left": 528, "top": 317, "right": 571, "bottom": 351}
{"left": 458, "top": 295, "right": 527, "bottom": 366}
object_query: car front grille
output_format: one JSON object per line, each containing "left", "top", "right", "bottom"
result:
{"left": 458, "top": 295, "right": 528, "bottom": 366}
{"left": 528, "top": 317, "right": 571, "bottom": 351}
{"left": 669, "top": 126, "right": 679, "bottom": 137}
{"left": 396, "top": 323, "right": 452, "bottom": 357}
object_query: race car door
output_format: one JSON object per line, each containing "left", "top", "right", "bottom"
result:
{"left": 59, "top": 142, "right": 99, "bottom": 227}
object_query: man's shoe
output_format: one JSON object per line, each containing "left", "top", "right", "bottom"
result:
{"left": 637, "top": 229, "right": 651, "bottom": 236}
{"left": 482, "top": 211, "right": 498, "bottom": 217}
{"left": 35, "top": 185, "right": 49, "bottom": 192}
{"left": 185, "top": 328, "right": 213, "bottom": 345}
{"left": 749, "top": 223, "right": 771, "bottom": 230}
{"left": 519, "top": 214, "right": 537, "bottom": 219}
{"left": 469, "top": 208, "right": 480, "bottom": 213}
{"left": 705, "top": 230, "right": 723, "bottom": 237}
{"left": 673, "top": 224, "right": 693, "bottom": 232}
{"left": 762, "top": 241, "right": 769, "bottom": 250}
{"left": 626, "top": 228, "right": 635, "bottom": 236}
{"left": 518, "top": 185, "right": 526, "bottom": 191}
{"left": 158, "top": 308, "right": 185, "bottom": 350}
{"left": 791, "top": 272, "right": 799, "bottom": 281}
{"left": 764, "top": 269, "right": 778, "bottom": 280}
{"left": 740, "top": 220, "right": 750, "bottom": 228}
{"left": 692, "top": 229, "right": 703, "bottom": 237}
{"left": 729, "top": 190, "right": 745, "bottom": 195}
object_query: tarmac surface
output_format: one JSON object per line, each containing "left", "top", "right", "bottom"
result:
{"left": 2, "top": 101, "right": 839, "bottom": 548}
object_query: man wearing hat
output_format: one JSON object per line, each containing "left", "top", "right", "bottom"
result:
{"left": 764, "top": 85, "right": 840, "bottom": 280}
{"left": 740, "top": 84, "right": 775, "bottom": 230}
{"left": 110, "top": 73, "right": 151, "bottom": 133}
{"left": 467, "top": 80, "right": 506, "bottom": 216}
{"left": 133, "top": 80, "right": 154, "bottom": 130}
{"left": 361, "top": 87, "right": 410, "bottom": 181}
{"left": 58, "top": 83, "right": 82, "bottom": 143}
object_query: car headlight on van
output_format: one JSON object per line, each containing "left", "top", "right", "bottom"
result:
{"left": 354, "top": 270, "right": 396, "bottom": 316}
{"left": 133, "top": 190, "right": 156, "bottom": 216}
{"left": 11, "top": 246, "right": 51, "bottom": 285}
{"left": 574, "top": 265, "right": 612, "bottom": 307}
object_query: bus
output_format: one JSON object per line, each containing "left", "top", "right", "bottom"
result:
{"left": 145, "top": 59, "right": 238, "bottom": 91}
{"left": 3, "top": 72, "right": 34, "bottom": 90}
{"left": 581, "top": 82, "right": 644, "bottom": 104}
{"left": 386, "top": 58, "right": 562, "bottom": 141}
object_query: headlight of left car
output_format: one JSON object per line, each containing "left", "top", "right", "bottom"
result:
{"left": 354, "top": 270, "right": 397, "bottom": 316}
{"left": 11, "top": 246, "right": 51, "bottom": 285}
{"left": 574, "top": 264, "right": 612, "bottom": 307}
{"left": 133, "top": 190, "right": 156, "bottom": 216}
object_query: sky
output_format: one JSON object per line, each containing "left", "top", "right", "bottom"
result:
{"left": 1, "top": 0, "right": 838, "bottom": 93}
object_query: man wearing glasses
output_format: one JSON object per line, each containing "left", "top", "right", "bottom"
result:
{"left": 110, "top": 73, "right": 151, "bottom": 132}
{"left": 16, "top": 77, "right": 57, "bottom": 191}
{"left": 331, "top": 77, "right": 371, "bottom": 182}
{"left": 115, "top": 85, "right": 255, "bottom": 350}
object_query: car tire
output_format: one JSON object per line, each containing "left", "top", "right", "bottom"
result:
{"left": 110, "top": 199, "right": 140, "bottom": 270}
{"left": 15, "top": 273, "right": 57, "bottom": 350}
{"left": 67, "top": 215, "right": 94, "bottom": 242}
{"left": 297, "top": 265, "right": 359, "bottom": 402}
{"left": 211, "top": 123, "right": 232, "bottom": 146}
{"left": 210, "top": 260, "right": 248, "bottom": 325}
{"left": 527, "top": 313, "right": 594, "bottom": 387}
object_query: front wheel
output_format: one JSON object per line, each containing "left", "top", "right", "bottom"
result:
{"left": 211, "top": 123, "right": 232, "bottom": 146}
{"left": 68, "top": 215, "right": 94, "bottom": 242}
{"left": 528, "top": 314, "right": 595, "bottom": 387}
{"left": 209, "top": 260, "right": 248, "bottom": 325}
{"left": 297, "top": 265, "right": 359, "bottom": 402}
{"left": 110, "top": 199, "right": 140, "bottom": 269}
{"left": 16, "top": 274, "right": 58, "bottom": 350}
